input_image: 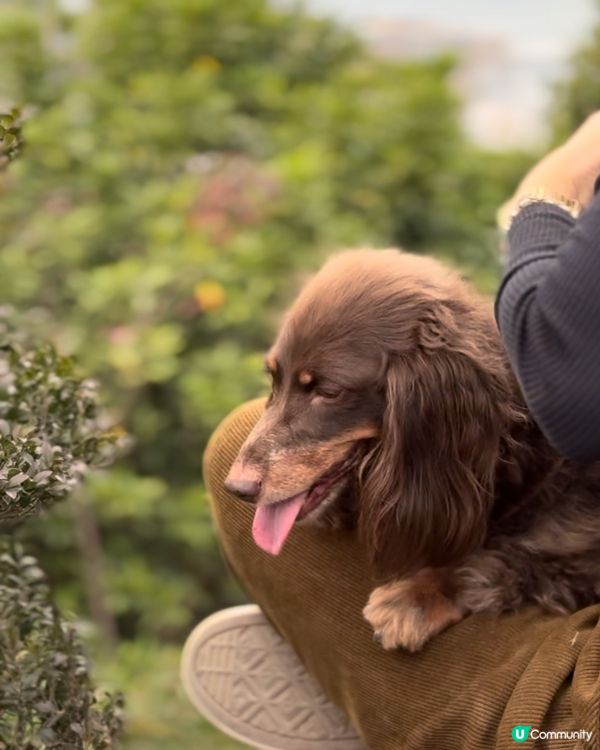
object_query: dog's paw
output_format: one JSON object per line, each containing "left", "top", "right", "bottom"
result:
{"left": 363, "top": 573, "right": 463, "bottom": 652}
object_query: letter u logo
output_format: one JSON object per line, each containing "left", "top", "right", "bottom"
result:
{"left": 512, "top": 725, "right": 531, "bottom": 742}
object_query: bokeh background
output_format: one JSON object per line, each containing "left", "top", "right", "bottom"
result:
{"left": 1, "top": 0, "right": 599, "bottom": 747}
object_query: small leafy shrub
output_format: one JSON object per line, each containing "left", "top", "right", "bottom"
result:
{"left": 0, "top": 108, "right": 23, "bottom": 167}
{"left": 0, "top": 333, "right": 117, "bottom": 525}
{"left": 0, "top": 543, "right": 123, "bottom": 750}
{"left": 0, "top": 316, "right": 123, "bottom": 749}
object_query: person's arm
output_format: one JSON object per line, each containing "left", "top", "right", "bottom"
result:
{"left": 495, "top": 190, "right": 600, "bottom": 463}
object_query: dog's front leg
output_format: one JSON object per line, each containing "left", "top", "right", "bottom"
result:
{"left": 363, "top": 567, "right": 463, "bottom": 652}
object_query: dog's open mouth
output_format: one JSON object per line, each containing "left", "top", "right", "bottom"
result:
{"left": 251, "top": 446, "right": 360, "bottom": 556}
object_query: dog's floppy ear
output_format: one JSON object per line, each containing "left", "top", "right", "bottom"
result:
{"left": 359, "top": 303, "right": 513, "bottom": 578}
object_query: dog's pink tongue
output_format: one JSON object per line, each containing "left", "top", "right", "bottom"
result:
{"left": 252, "top": 493, "right": 306, "bottom": 555}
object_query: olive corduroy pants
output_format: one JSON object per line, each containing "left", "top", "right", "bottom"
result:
{"left": 203, "top": 397, "right": 600, "bottom": 750}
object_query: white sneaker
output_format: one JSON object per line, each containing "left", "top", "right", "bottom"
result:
{"left": 180, "top": 604, "right": 366, "bottom": 750}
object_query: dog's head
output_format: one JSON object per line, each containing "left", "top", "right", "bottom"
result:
{"left": 226, "top": 249, "right": 524, "bottom": 574}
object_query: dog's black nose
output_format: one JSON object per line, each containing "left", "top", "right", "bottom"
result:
{"left": 224, "top": 476, "right": 261, "bottom": 501}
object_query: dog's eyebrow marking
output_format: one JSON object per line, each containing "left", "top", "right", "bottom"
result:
{"left": 265, "top": 356, "right": 282, "bottom": 386}
{"left": 298, "top": 370, "right": 314, "bottom": 386}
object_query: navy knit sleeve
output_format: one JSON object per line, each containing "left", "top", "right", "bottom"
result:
{"left": 495, "top": 190, "right": 600, "bottom": 463}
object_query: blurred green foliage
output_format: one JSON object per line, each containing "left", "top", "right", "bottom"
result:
{"left": 93, "top": 640, "right": 249, "bottom": 750}
{"left": 0, "top": 0, "right": 549, "bottom": 746}
{"left": 552, "top": 0, "right": 600, "bottom": 139}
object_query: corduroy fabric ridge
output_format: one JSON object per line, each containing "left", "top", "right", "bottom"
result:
{"left": 203, "top": 398, "right": 600, "bottom": 750}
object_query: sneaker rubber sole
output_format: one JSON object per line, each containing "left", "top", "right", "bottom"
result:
{"left": 180, "top": 604, "right": 366, "bottom": 750}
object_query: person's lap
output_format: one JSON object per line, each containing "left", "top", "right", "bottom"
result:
{"left": 204, "top": 398, "right": 600, "bottom": 750}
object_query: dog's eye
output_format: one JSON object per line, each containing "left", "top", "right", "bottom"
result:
{"left": 314, "top": 387, "right": 342, "bottom": 401}
{"left": 296, "top": 372, "right": 341, "bottom": 401}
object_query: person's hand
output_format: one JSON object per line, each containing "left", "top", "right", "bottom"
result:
{"left": 500, "top": 112, "right": 600, "bottom": 227}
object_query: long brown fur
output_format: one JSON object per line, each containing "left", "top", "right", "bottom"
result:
{"left": 226, "top": 248, "right": 600, "bottom": 651}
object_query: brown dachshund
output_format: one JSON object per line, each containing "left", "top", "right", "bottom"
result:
{"left": 225, "top": 249, "right": 600, "bottom": 651}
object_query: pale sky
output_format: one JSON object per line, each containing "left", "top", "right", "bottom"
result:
{"left": 278, "top": 0, "right": 597, "bottom": 147}
{"left": 297, "top": 0, "right": 593, "bottom": 57}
